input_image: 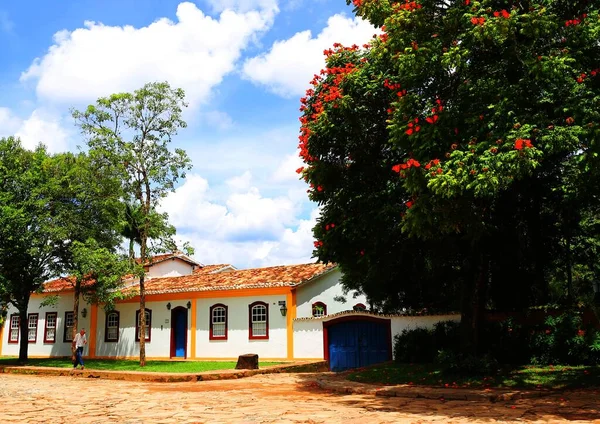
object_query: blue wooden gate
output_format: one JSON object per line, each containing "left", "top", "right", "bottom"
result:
{"left": 326, "top": 318, "right": 391, "bottom": 372}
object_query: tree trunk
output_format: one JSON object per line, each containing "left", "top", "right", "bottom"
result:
{"left": 139, "top": 237, "right": 147, "bottom": 367}
{"left": 72, "top": 280, "right": 81, "bottom": 359}
{"left": 565, "top": 235, "right": 574, "bottom": 304}
{"left": 128, "top": 237, "right": 135, "bottom": 264}
{"left": 460, "top": 250, "right": 487, "bottom": 356}
{"left": 18, "top": 301, "right": 29, "bottom": 363}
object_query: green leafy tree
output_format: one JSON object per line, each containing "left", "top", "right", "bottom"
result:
{"left": 0, "top": 138, "right": 64, "bottom": 361}
{"left": 73, "top": 82, "right": 192, "bottom": 366}
{"left": 300, "top": 0, "right": 600, "bottom": 352}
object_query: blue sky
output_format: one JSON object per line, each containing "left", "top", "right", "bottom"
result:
{"left": 0, "top": 0, "right": 375, "bottom": 268}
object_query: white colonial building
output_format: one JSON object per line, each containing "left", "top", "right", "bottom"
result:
{"left": 0, "top": 254, "right": 458, "bottom": 370}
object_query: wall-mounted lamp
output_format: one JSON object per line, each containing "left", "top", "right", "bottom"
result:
{"left": 81, "top": 308, "right": 87, "bottom": 318}
{"left": 279, "top": 301, "right": 287, "bottom": 317}
{"left": 166, "top": 302, "right": 171, "bottom": 310}
{"left": 187, "top": 301, "right": 192, "bottom": 309}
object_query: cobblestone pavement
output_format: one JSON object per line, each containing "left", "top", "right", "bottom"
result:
{"left": 1, "top": 373, "right": 599, "bottom": 423}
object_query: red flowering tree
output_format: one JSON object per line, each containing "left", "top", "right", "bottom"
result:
{"left": 300, "top": 0, "right": 600, "bottom": 352}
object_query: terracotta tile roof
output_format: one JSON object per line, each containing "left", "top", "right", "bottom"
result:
{"left": 193, "top": 264, "right": 236, "bottom": 274}
{"left": 43, "top": 275, "right": 96, "bottom": 293}
{"left": 139, "top": 263, "right": 337, "bottom": 295}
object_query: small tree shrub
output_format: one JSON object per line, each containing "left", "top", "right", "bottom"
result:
{"left": 530, "top": 311, "right": 600, "bottom": 365}
{"left": 393, "top": 320, "right": 459, "bottom": 363}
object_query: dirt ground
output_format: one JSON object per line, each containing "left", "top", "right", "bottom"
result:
{"left": 0, "top": 373, "right": 599, "bottom": 423}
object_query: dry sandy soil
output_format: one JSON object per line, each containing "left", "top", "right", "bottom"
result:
{"left": 0, "top": 373, "right": 599, "bottom": 423}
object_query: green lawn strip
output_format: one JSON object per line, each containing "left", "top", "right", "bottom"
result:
{"left": 346, "top": 362, "right": 600, "bottom": 390}
{"left": 0, "top": 357, "right": 282, "bottom": 373}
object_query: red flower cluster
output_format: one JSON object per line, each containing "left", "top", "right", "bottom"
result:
{"left": 314, "top": 240, "right": 324, "bottom": 248}
{"left": 425, "top": 99, "right": 443, "bottom": 124}
{"left": 352, "top": 0, "right": 363, "bottom": 6}
{"left": 392, "top": 158, "right": 421, "bottom": 173}
{"left": 424, "top": 158, "right": 440, "bottom": 170}
{"left": 296, "top": 166, "right": 304, "bottom": 174}
{"left": 492, "top": 9, "right": 510, "bottom": 18}
{"left": 470, "top": 16, "right": 486, "bottom": 26}
{"left": 566, "top": 116, "right": 575, "bottom": 125}
{"left": 514, "top": 138, "right": 533, "bottom": 150}
{"left": 406, "top": 200, "right": 414, "bottom": 209}
{"left": 406, "top": 118, "right": 421, "bottom": 135}
{"left": 325, "top": 223, "right": 335, "bottom": 231}
{"left": 576, "top": 73, "right": 587, "bottom": 83}
{"left": 565, "top": 14, "right": 587, "bottom": 26}
{"left": 394, "top": 1, "right": 422, "bottom": 12}
{"left": 384, "top": 79, "right": 402, "bottom": 91}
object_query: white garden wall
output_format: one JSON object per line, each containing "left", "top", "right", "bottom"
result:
{"left": 293, "top": 312, "right": 461, "bottom": 360}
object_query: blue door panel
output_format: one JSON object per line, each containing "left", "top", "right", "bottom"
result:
{"left": 174, "top": 309, "right": 186, "bottom": 357}
{"left": 328, "top": 320, "right": 390, "bottom": 372}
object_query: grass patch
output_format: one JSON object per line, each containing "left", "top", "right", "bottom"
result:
{"left": 0, "top": 357, "right": 282, "bottom": 373}
{"left": 346, "top": 362, "right": 600, "bottom": 390}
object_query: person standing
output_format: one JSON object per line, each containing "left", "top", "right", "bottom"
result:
{"left": 72, "top": 328, "right": 87, "bottom": 370}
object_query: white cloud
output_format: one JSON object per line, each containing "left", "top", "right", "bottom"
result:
{"left": 242, "top": 14, "right": 377, "bottom": 97}
{"left": 0, "top": 107, "right": 21, "bottom": 136}
{"left": 159, "top": 172, "right": 317, "bottom": 267}
{"left": 205, "top": 0, "right": 278, "bottom": 14}
{"left": 20, "top": 2, "right": 274, "bottom": 107}
{"left": 271, "top": 150, "right": 304, "bottom": 182}
{"left": 226, "top": 171, "right": 252, "bottom": 191}
{"left": 15, "top": 109, "right": 70, "bottom": 152}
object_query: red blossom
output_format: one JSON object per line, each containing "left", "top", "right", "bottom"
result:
{"left": 406, "top": 201, "right": 414, "bottom": 208}
{"left": 514, "top": 138, "right": 533, "bottom": 150}
{"left": 425, "top": 115, "right": 439, "bottom": 124}
{"left": 566, "top": 117, "right": 575, "bottom": 125}
{"left": 317, "top": 185, "right": 323, "bottom": 192}
{"left": 296, "top": 167, "right": 304, "bottom": 174}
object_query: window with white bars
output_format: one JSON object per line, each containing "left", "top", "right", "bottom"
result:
{"left": 9, "top": 315, "right": 19, "bottom": 343}
{"left": 106, "top": 312, "right": 119, "bottom": 342}
{"left": 249, "top": 302, "right": 268, "bottom": 339}
{"left": 211, "top": 305, "right": 227, "bottom": 339}
{"left": 28, "top": 314, "right": 38, "bottom": 342}
{"left": 64, "top": 311, "right": 74, "bottom": 342}
{"left": 312, "top": 302, "right": 327, "bottom": 318}
{"left": 44, "top": 312, "right": 57, "bottom": 343}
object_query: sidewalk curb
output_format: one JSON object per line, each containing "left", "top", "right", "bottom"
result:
{"left": 0, "top": 360, "right": 328, "bottom": 383}
{"left": 315, "top": 378, "right": 552, "bottom": 402}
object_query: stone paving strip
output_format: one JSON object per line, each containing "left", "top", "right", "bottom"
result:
{"left": 1, "top": 372, "right": 599, "bottom": 423}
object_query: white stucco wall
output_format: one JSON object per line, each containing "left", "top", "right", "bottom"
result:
{"left": 1, "top": 293, "right": 90, "bottom": 357}
{"left": 147, "top": 259, "right": 194, "bottom": 278}
{"left": 195, "top": 294, "right": 288, "bottom": 360}
{"left": 295, "top": 269, "right": 368, "bottom": 318}
{"left": 293, "top": 320, "right": 324, "bottom": 359}
{"left": 292, "top": 313, "right": 462, "bottom": 360}
{"left": 95, "top": 300, "right": 192, "bottom": 359}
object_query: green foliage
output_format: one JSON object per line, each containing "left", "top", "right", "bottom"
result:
{"left": 435, "top": 350, "right": 499, "bottom": 376}
{"left": 299, "top": 0, "right": 600, "bottom": 350}
{"left": 530, "top": 311, "right": 600, "bottom": 365}
{"left": 347, "top": 362, "right": 600, "bottom": 389}
{"left": 72, "top": 82, "right": 192, "bottom": 366}
{"left": 394, "top": 320, "right": 460, "bottom": 363}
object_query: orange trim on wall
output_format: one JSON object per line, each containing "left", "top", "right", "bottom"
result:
{"left": 286, "top": 290, "right": 297, "bottom": 359}
{"left": 190, "top": 299, "right": 197, "bottom": 359}
{"left": 89, "top": 304, "right": 98, "bottom": 358}
{"left": 117, "top": 287, "right": 292, "bottom": 303}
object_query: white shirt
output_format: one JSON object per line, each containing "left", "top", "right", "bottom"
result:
{"left": 74, "top": 333, "right": 87, "bottom": 348}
